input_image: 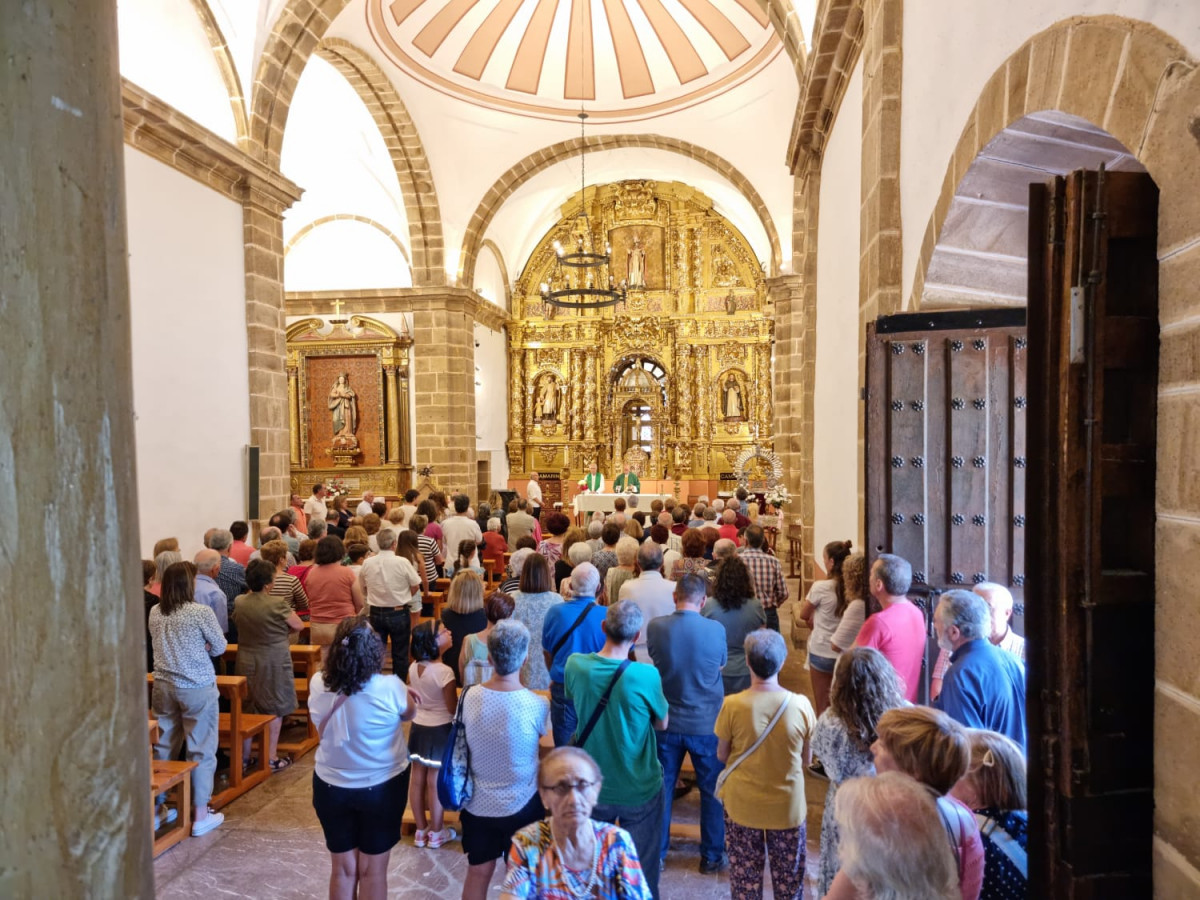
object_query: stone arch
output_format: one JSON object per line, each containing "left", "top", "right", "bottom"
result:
{"left": 313, "top": 38, "right": 445, "bottom": 286}
{"left": 907, "top": 16, "right": 1197, "bottom": 310}
{"left": 285, "top": 214, "right": 412, "bottom": 266}
{"left": 459, "top": 137, "right": 784, "bottom": 286}
{"left": 189, "top": 0, "right": 249, "bottom": 145}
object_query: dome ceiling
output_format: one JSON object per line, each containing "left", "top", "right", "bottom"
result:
{"left": 366, "top": 0, "right": 780, "bottom": 121}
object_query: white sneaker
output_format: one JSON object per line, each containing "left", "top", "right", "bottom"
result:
{"left": 153, "top": 807, "right": 179, "bottom": 830}
{"left": 191, "top": 811, "right": 224, "bottom": 837}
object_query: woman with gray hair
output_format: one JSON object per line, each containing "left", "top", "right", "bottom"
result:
{"left": 501, "top": 546, "right": 533, "bottom": 594}
{"left": 715, "top": 629, "right": 817, "bottom": 900}
{"left": 559, "top": 540, "right": 594, "bottom": 598}
{"left": 459, "top": 619, "right": 550, "bottom": 900}
{"left": 604, "top": 536, "right": 640, "bottom": 609}
{"left": 834, "top": 772, "right": 958, "bottom": 900}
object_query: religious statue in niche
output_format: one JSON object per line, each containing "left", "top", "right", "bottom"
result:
{"left": 329, "top": 373, "right": 359, "bottom": 448}
{"left": 536, "top": 374, "right": 559, "bottom": 422}
{"left": 627, "top": 235, "right": 646, "bottom": 289}
{"left": 722, "top": 373, "right": 745, "bottom": 421}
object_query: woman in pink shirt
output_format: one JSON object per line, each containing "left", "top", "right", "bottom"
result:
{"left": 305, "top": 535, "right": 364, "bottom": 662}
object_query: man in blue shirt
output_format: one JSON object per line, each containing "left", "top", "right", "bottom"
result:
{"left": 647, "top": 573, "right": 728, "bottom": 873}
{"left": 933, "top": 589, "right": 1026, "bottom": 750}
{"left": 541, "top": 562, "right": 607, "bottom": 746}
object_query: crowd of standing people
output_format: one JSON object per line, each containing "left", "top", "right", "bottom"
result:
{"left": 143, "top": 483, "right": 1029, "bottom": 899}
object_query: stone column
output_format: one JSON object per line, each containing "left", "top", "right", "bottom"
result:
{"left": 768, "top": 271, "right": 812, "bottom": 587}
{"left": 1, "top": 4, "right": 153, "bottom": 894}
{"left": 243, "top": 178, "right": 299, "bottom": 518}
{"left": 410, "top": 293, "right": 478, "bottom": 500}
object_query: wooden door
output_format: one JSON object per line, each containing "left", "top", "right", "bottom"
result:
{"left": 865, "top": 310, "right": 1029, "bottom": 701}
{"left": 1026, "top": 169, "right": 1158, "bottom": 895}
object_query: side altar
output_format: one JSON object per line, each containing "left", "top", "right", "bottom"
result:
{"left": 285, "top": 315, "right": 413, "bottom": 501}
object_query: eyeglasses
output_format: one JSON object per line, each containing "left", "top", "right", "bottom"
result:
{"left": 541, "top": 779, "right": 598, "bottom": 796}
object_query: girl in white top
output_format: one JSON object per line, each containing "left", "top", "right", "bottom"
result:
{"left": 799, "top": 540, "right": 854, "bottom": 717}
{"left": 406, "top": 620, "right": 459, "bottom": 849}
{"left": 829, "top": 553, "right": 868, "bottom": 655}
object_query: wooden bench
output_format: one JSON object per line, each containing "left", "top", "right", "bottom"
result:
{"left": 151, "top": 759, "right": 197, "bottom": 855}
{"left": 219, "top": 644, "right": 323, "bottom": 759}
{"left": 146, "top": 673, "right": 273, "bottom": 810}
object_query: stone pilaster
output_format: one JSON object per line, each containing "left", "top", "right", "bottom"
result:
{"left": 243, "top": 178, "right": 301, "bottom": 518}
{"left": 410, "top": 293, "right": 479, "bottom": 501}
{"left": 2, "top": 3, "right": 153, "bottom": 892}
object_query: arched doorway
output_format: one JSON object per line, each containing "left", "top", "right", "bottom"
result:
{"left": 910, "top": 106, "right": 1160, "bottom": 891}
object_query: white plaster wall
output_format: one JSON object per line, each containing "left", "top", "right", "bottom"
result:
{"left": 124, "top": 147, "right": 249, "bottom": 559}
{"left": 473, "top": 249, "right": 509, "bottom": 311}
{"left": 474, "top": 325, "right": 510, "bottom": 489}
{"left": 900, "top": 0, "right": 1200, "bottom": 307}
{"left": 117, "top": 0, "right": 239, "bottom": 142}
{"left": 284, "top": 221, "right": 412, "bottom": 292}
{"left": 281, "top": 57, "right": 410, "bottom": 269}
{"left": 813, "top": 59, "right": 864, "bottom": 551}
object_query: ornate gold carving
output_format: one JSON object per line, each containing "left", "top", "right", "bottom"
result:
{"left": 614, "top": 180, "right": 658, "bottom": 220}
{"left": 537, "top": 445, "right": 559, "bottom": 466}
{"left": 717, "top": 343, "right": 745, "bottom": 367}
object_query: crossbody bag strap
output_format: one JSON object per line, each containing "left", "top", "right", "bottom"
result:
{"left": 551, "top": 602, "right": 597, "bottom": 657}
{"left": 573, "top": 659, "right": 632, "bottom": 748}
{"left": 975, "top": 813, "right": 1028, "bottom": 875}
{"left": 317, "top": 692, "right": 350, "bottom": 742}
{"left": 718, "top": 693, "right": 791, "bottom": 787}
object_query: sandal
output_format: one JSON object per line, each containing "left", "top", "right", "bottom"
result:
{"left": 243, "top": 756, "right": 259, "bottom": 772}
{"left": 270, "top": 757, "right": 293, "bottom": 772}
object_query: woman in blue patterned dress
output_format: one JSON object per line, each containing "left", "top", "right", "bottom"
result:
{"left": 951, "top": 729, "right": 1029, "bottom": 899}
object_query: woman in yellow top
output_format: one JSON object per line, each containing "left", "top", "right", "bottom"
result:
{"left": 715, "top": 628, "right": 816, "bottom": 900}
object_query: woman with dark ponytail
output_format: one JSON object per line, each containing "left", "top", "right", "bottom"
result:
{"left": 798, "top": 539, "right": 854, "bottom": 717}
{"left": 310, "top": 618, "right": 418, "bottom": 900}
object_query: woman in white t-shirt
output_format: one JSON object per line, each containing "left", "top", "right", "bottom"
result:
{"left": 460, "top": 619, "right": 550, "bottom": 900}
{"left": 309, "top": 618, "right": 418, "bottom": 900}
{"left": 798, "top": 540, "right": 853, "bottom": 717}
{"left": 407, "top": 620, "right": 459, "bottom": 850}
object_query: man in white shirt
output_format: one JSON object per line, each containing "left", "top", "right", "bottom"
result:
{"left": 441, "top": 494, "right": 483, "bottom": 560}
{"left": 618, "top": 543, "right": 676, "bottom": 662}
{"left": 357, "top": 528, "right": 423, "bottom": 679}
{"left": 303, "top": 484, "right": 328, "bottom": 524}
{"left": 526, "top": 472, "right": 543, "bottom": 520}
{"left": 355, "top": 491, "right": 375, "bottom": 518}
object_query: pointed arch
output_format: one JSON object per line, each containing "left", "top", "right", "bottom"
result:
{"left": 459, "top": 136, "right": 783, "bottom": 286}
{"left": 313, "top": 38, "right": 445, "bottom": 286}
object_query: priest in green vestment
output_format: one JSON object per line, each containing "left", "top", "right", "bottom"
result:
{"left": 613, "top": 464, "right": 641, "bottom": 493}
{"left": 582, "top": 461, "right": 605, "bottom": 493}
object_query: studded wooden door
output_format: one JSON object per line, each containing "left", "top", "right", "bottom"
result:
{"left": 1026, "top": 169, "right": 1158, "bottom": 895}
{"left": 864, "top": 310, "right": 1029, "bottom": 662}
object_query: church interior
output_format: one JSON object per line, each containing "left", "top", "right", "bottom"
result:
{"left": 5, "top": 0, "right": 1200, "bottom": 895}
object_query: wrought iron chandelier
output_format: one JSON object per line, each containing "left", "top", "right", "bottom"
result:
{"left": 539, "top": 111, "right": 627, "bottom": 311}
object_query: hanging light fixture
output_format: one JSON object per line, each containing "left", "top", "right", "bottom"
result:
{"left": 539, "top": 111, "right": 627, "bottom": 311}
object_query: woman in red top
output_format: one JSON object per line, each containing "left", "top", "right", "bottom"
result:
{"left": 305, "top": 535, "right": 364, "bottom": 662}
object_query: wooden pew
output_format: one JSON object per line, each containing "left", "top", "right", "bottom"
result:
{"left": 148, "top": 716, "right": 198, "bottom": 856}
{"left": 220, "top": 644, "right": 324, "bottom": 759}
{"left": 146, "top": 673, "right": 273, "bottom": 810}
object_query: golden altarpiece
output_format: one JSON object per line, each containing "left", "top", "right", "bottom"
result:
{"left": 286, "top": 316, "right": 413, "bottom": 499}
{"left": 508, "top": 181, "right": 774, "bottom": 486}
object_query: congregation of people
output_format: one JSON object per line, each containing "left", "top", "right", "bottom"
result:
{"left": 143, "top": 482, "right": 1029, "bottom": 900}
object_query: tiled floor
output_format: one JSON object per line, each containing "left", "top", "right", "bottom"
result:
{"left": 155, "top": 602, "right": 826, "bottom": 898}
